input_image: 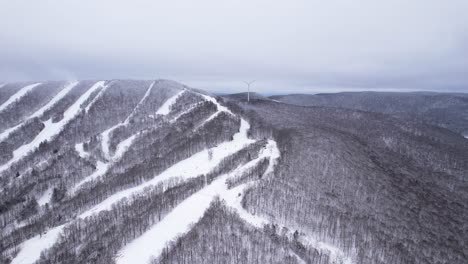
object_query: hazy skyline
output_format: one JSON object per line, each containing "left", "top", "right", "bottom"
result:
{"left": 1, "top": 0, "right": 468, "bottom": 94}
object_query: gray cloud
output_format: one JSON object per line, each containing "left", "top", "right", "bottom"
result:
{"left": 1, "top": 0, "right": 467, "bottom": 94}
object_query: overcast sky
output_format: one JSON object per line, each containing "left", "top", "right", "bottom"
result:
{"left": 1, "top": 0, "right": 467, "bottom": 94}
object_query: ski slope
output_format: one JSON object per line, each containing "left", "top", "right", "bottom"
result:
{"left": 11, "top": 225, "right": 65, "bottom": 264}
{"left": 37, "top": 187, "right": 53, "bottom": 206}
{"left": 101, "top": 82, "right": 155, "bottom": 160}
{"left": 0, "top": 81, "right": 106, "bottom": 174}
{"left": 80, "top": 118, "right": 254, "bottom": 218}
{"left": 155, "top": 90, "right": 184, "bottom": 115}
{"left": 0, "top": 83, "right": 41, "bottom": 113}
{"left": 115, "top": 137, "right": 277, "bottom": 264}
{"left": 0, "top": 81, "right": 78, "bottom": 141}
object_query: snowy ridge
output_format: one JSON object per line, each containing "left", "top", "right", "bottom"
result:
{"left": 0, "top": 81, "right": 78, "bottom": 142}
{"left": 0, "top": 81, "right": 106, "bottom": 174}
{"left": 0, "top": 83, "right": 41, "bottom": 113}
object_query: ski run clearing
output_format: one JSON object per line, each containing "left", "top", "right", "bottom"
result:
{"left": 0, "top": 83, "right": 42, "bottom": 113}
{"left": 0, "top": 81, "right": 78, "bottom": 142}
{"left": 0, "top": 81, "right": 106, "bottom": 174}
{"left": 9, "top": 91, "right": 353, "bottom": 264}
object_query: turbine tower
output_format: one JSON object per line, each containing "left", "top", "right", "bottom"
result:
{"left": 243, "top": 80, "right": 255, "bottom": 102}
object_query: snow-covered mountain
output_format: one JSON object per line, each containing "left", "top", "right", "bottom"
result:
{"left": 0, "top": 80, "right": 467, "bottom": 264}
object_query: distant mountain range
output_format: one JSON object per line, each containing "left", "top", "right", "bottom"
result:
{"left": 1, "top": 80, "right": 467, "bottom": 264}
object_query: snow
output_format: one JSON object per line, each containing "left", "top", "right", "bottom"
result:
{"left": 0, "top": 81, "right": 78, "bottom": 142}
{"left": 37, "top": 188, "right": 53, "bottom": 206}
{"left": 115, "top": 140, "right": 272, "bottom": 263}
{"left": 116, "top": 136, "right": 277, "bottom": 263}
{"left": 123, "top": 81, "right": 154, "bottom": 125}
{"left": 115, "top": 174, "right": 228, "bottom": 264}
{"left": 75, "top": 142, "right": 89, "bottom": 159}
{"left": 170, "top": 103, "right": 200, "bottom": 123}
{"left": 11, "top": 224, "right": 65, "bottom": 264}
{"left": 113, "top": 134, "right": 137, "bottom": 161}
{"left": 85, "top": 82, "right": 108, "bottom": 112}
{"left": 0, "top": 81, "right": 106, "bottom": 174}
{"left": 198, "top": 93, "right": 234, "bottom": 115}
{"left": 79, "top": 118, "right": 254, "bottom": 218}
{"left": 155, "top": 90, "right": 184, "bottom": 115}
{"left": 71, "top": 161, "right": 109, "bottom": 194}
{"left": 101, "top": 82, "right": 154, "bottom": 160}
{"left": 0, "top": 83, "right": 41, "bottom": 113}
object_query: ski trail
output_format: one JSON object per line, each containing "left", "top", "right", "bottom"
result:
{"left": 37, "top": 187, "right": 53, "bottom": 206}
{"left": 85, "top": 82, "right": 108, "bottom": 113}
{"left": 115, "top": 174, "right": 228, "bottom": 264}
{"left": 0, "top": 83, "right": 41, "bottom": 113}
{"left": 79, "top": 119, "right": 254, "bottom": 218}
{"left": 101, "top": 81, "right": 155, "bottom": 160}
{"left": 199, "top": 93, "right": 233, "bottom": 115}
{"left": 71, "top": 161, "right": 109, "bottom": 194}
{"left": 169, "top": 102, "right": 200, "bottom": 123}
{"left": 0, "top": 81, "right": 106, "bottom": 174}
{"left": 156, "top": 90, "right": 185, "bottom": 115}
{"left": 11, "top": 224, "right": 65, "bottom": 264}
{"left": 0, "top": 81, "right": 79, "bottom": 142}
{"left": 115, "top": 136, "right": 271, "bottom": 264}
{"left": 123, "top": 81, "right": 155, "bottom": 125}
{"left": 222, "top": 142, "right": 354, "bottom": 264}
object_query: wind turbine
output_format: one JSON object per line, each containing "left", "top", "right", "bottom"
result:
{"left": 243, "top": 80, "right": 255, "bottom": 102}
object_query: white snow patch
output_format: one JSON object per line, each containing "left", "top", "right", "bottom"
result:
{"left": 11, "top": 224, "right": 65, "bottom": 264}
{"left": 80, "top": 118, "right": 254, "bottom": 218}
{"left": 0, "top": 83, "right": 41, "bottom": 113}
{"left": 0, "top": 81, "right": 106, "bottom": 174}
{"left": 37, "top": 188, "right": 54, "bottom": 206}
{"left": 155, "top": 90, "right": 184, "bottom": 116}
{"left": 75, "top": 142, "right": 89, "bottom": 159}
{"left": 0, "top": 81, "right": 78, "bottom": 142}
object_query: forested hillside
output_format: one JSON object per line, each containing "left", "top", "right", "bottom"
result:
{"left": 271, "top": 92, "right": 468, "bottom": 137}
{"left": 0, "top": 80, "right": 466, "bottom": 264}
